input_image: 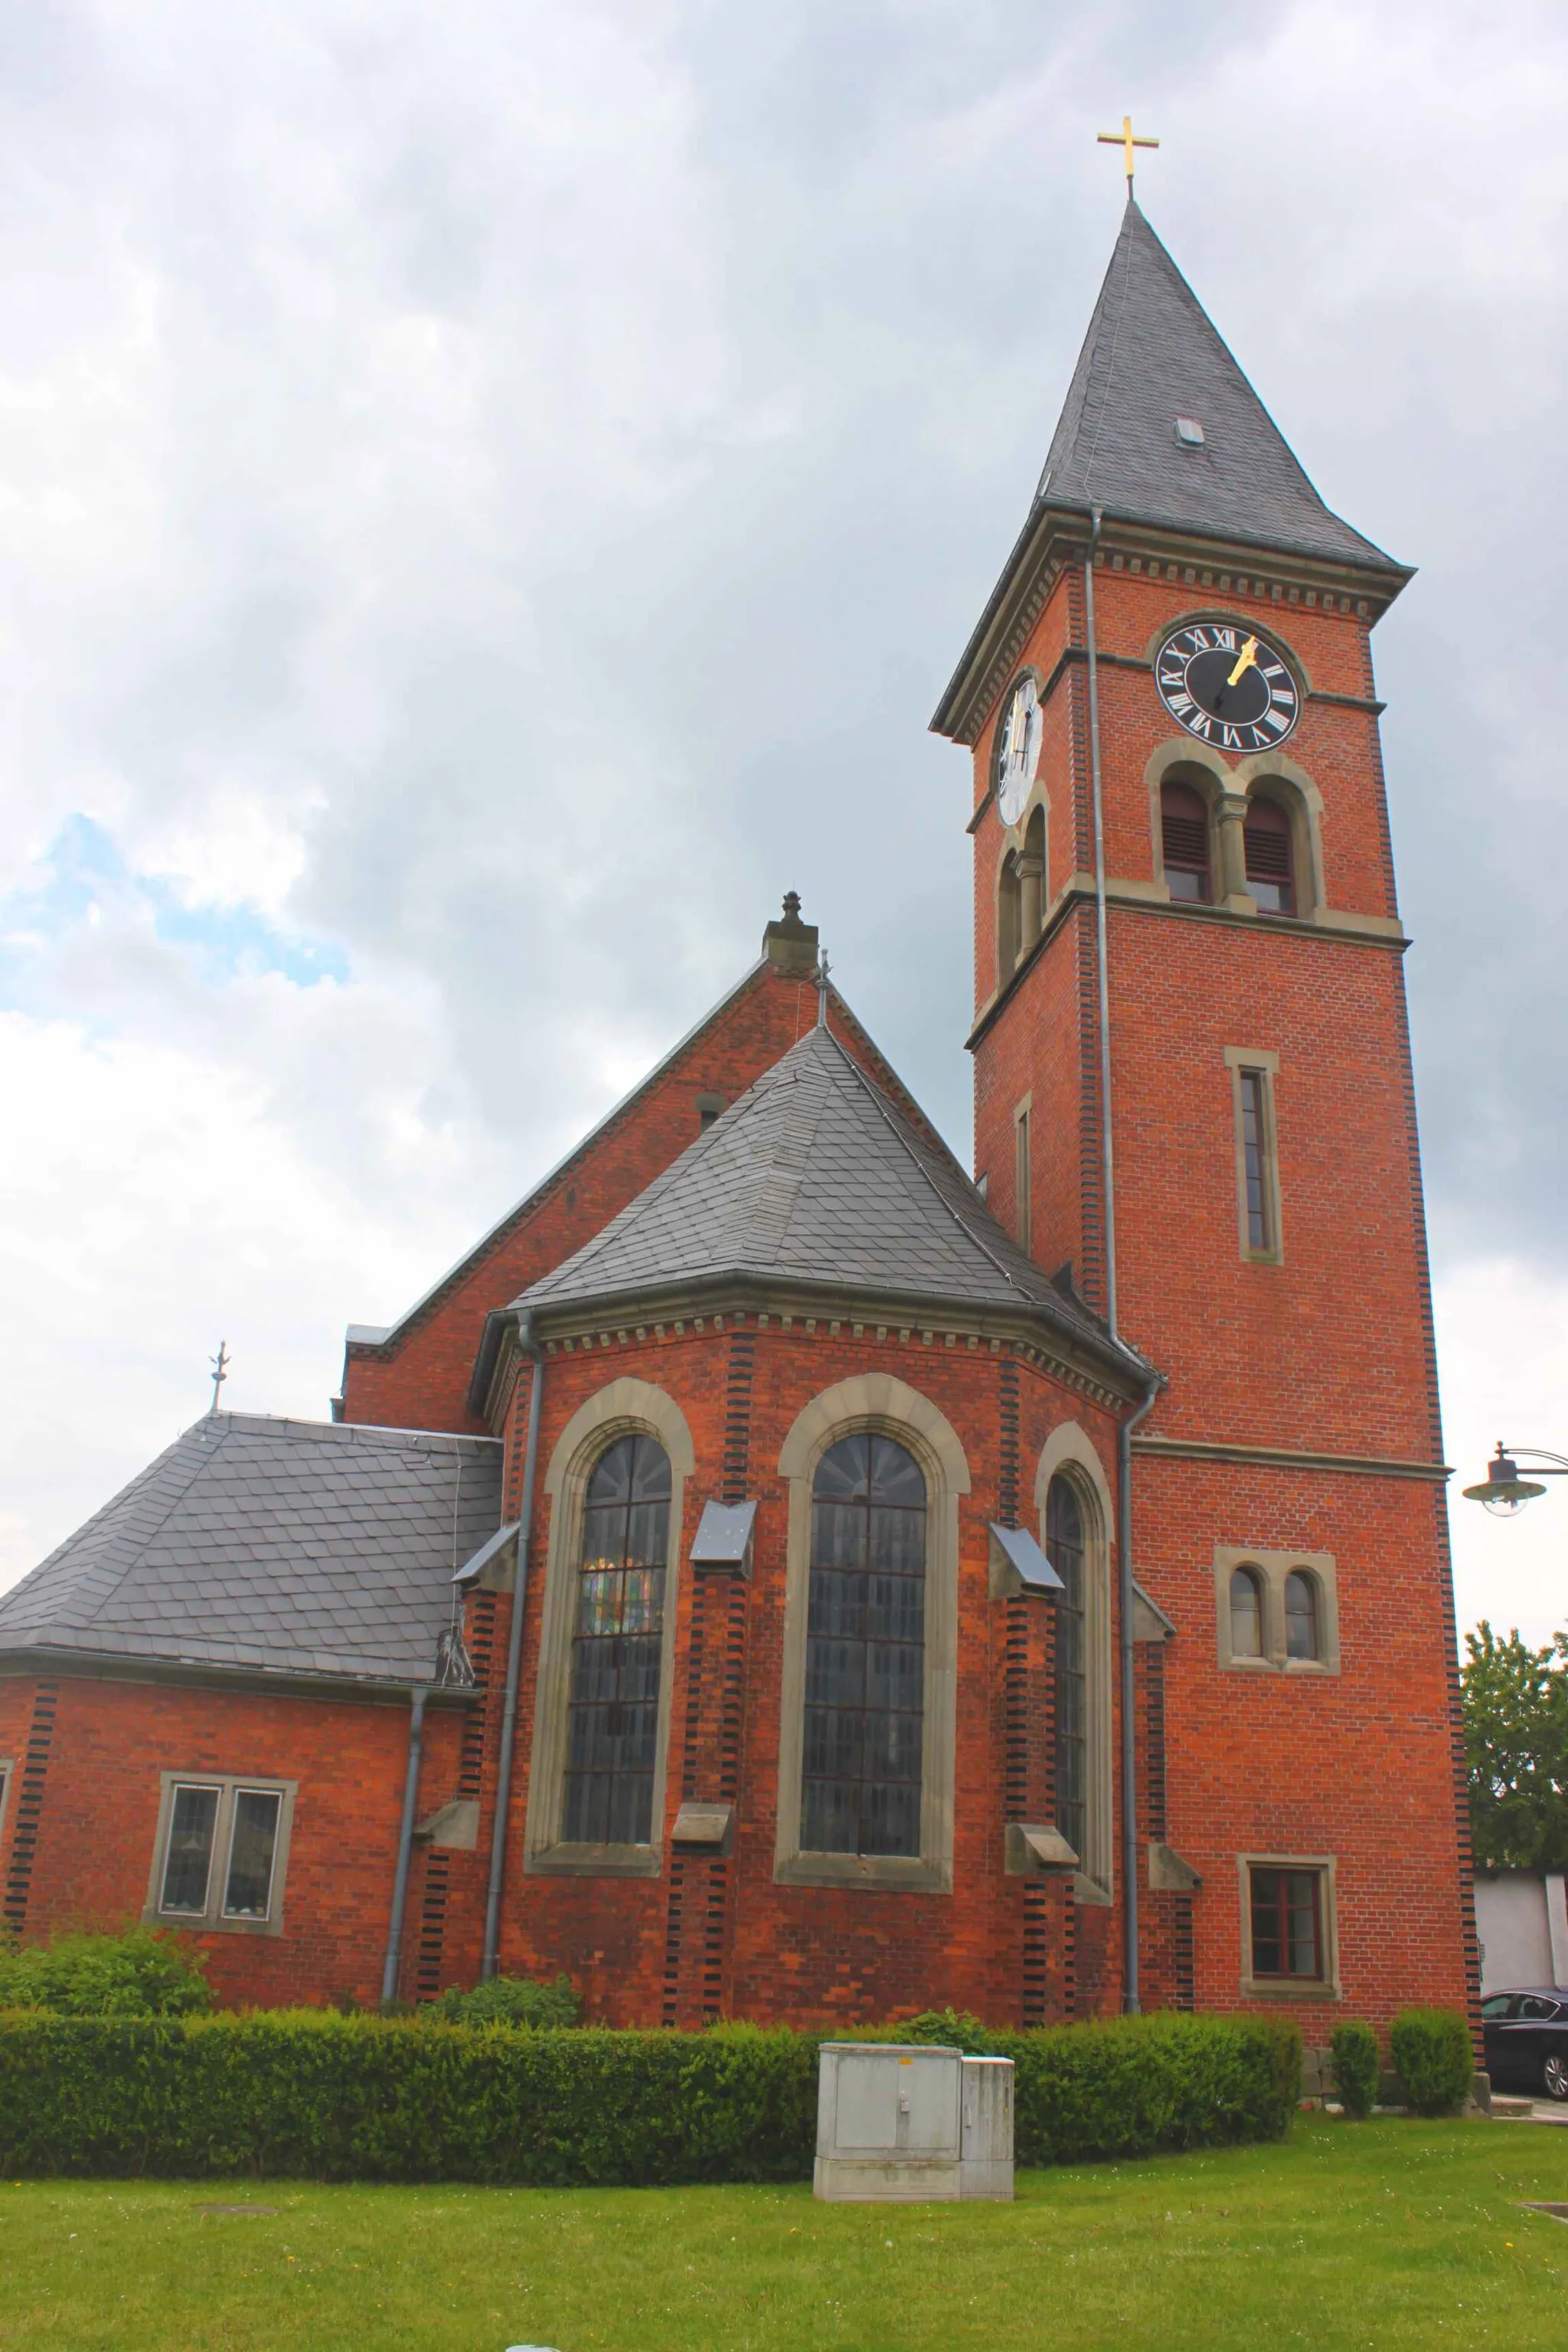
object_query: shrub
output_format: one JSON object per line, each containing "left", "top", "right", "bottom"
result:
{"left": 1390, "top": 2008, "right": 1472, "bottom": 2116}
{"left": 0, "top": 1929, "right": 211, "bottom": 2018}
{"left": 1329, "top": 2021, "right": 1380, "bottom": 2118}
{"left": 428, "top": 1974, "right": 581, "bottom": 2030}
{"left": 0, "top": 2007, "right": 1299, "bottom": 2184}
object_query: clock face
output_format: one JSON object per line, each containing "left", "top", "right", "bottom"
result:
{"left": 995, "top": 675, "right": 1041, "bottom": 826}
{"left": 1154, "top": 622, "right": 1300, "bottom": 753}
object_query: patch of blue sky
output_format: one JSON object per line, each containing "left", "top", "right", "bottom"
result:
{"left": 0, "top": 815, "right": 350, "bottom": 1004}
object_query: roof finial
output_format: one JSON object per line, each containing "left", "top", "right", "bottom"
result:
{"left": 208, "top": 1339, "right": 230, "bottom": 1416}
{"left": 815, "top": 950, "right": 831, "bottom": 1030}
{"left": 1096, "top": 113, "right": 1158, "bottom": 193}
{"left": 782, "top": 890, "right": 802, "bottom": 923}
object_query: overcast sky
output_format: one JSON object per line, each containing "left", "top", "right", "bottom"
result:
{"left": 1, "top": 0, "right": 1565, "bottom": 1644}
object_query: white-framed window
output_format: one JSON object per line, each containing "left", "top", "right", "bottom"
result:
{"left": 144, "top": 1772, "right": 296, "bottom": 1935}
{"left": 0, "top": 1756, "right": 12, "bottom": 1848}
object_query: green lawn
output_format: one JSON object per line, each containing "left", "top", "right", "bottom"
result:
{"left": 2, "top": 2118, "right": 1566, "bottom": 2350}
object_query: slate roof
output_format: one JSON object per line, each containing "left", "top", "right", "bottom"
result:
{"left": 0, "top": 1413, "right": 502, "bottom": 1687}
{"left": 1034, "top": 199, "right": 1399, "bottom": 572}
{"left": 518, "top": 1023, "right": 1145, "bottom": 1381}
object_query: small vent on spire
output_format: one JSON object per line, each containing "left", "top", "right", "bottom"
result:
{"left": 1174, "top": 416, "right": 1205, "bottom": 446}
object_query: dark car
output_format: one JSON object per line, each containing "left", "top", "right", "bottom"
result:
{"left": 1481, "top": 1989, "right": 1568, "bottom": 2101}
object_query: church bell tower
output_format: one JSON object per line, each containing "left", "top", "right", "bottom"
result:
{"left": 933, "top": 198, "right": 1475, "bottom": 2024}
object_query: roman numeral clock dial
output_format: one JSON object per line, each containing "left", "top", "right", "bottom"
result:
{"left": 1153, "top": 622, "right": 1300, "bottom": 753}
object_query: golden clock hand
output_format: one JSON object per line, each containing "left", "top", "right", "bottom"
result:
{"left": 1227, "top": 635, "right": 1259, "bottom": 689}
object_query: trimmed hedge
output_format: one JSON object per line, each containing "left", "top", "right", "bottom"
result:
{"left": 0, "top": 2009, "right": 1299, "bottom": 2184}
{"left": 1390, "top": 2007, "right": 1472, "bottom": 2117}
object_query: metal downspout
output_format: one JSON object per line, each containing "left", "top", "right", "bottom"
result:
{"left": 1117, "top": 1375, "right": 1162, "bottom": 2014}
{"left": 1085, "top": 506, "right": 1146, "bottom": 2013}
{"left": 482, "top": 1309, "right": 544, "bottom": 1981}
{"left": 381, "top": 1684, "right": 428, "bottom": 2006}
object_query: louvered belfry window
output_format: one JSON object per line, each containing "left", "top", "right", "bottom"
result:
{"left": 563, "top": 1433, "right": 670, "bottom": 1845}
{"left": 1161, "top": 780, "right": 1211, "bottom": 901}
{"left": 1047, "top": 1475, "right": 1086, "bottom": 1864}
{"left": 1244, "top": 797, "right": 1295, "bottom": 913}
{"left": 802, "top": 1432, "right": 926, "bottom": 1858}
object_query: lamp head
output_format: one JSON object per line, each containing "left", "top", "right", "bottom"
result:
{"left": 1462, "top": 1449, "right": 1547, "bottom": 1517}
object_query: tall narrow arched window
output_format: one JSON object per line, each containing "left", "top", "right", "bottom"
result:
{"left": 1020, "top": 803, "right": 1047, "bottom": 946}
{"left": 998, "top": 851, "right": 1021, "bottom": 984}
{"left": 562, "top": 1432, "right": 671, "bottom": 1846}
{"left": 1285, "top": 1570, "right": 1320, "bottom": 1661}
{"left": 1047, "top": 1474, "right": 1086, "bottom": 1862}
{"left": 1244, "top": 795, "right": 1295, "bottom": 913}
{"left": 1229, "top": 1566, "right": 1264, "bottom": 1659}
{"left": 803, "top": 1432, "right": 927, "bottom": 1858}
{"left": 1161, "top": 779, "right": 1212, "bottom": 902}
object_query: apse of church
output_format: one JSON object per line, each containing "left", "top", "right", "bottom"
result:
{"left": 0, "top": 199, "right": 1473, "bottom": 2040}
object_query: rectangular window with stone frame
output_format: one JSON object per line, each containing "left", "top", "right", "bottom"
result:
{"left": 1223, "top": 1047, "right": 1282, "bottom": 1265}
{"left": 144, "top": 1771, "right": 296, "bottom": 1935}
{"left": 1238, "top": 1854, "right": 1338, "bottom": 1996}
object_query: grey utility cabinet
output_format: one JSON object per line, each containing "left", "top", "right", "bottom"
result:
{"left": 814, "top": 2043, "right": 1014, "bottom": 2203}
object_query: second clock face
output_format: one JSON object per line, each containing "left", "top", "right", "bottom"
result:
{"left": 1155, "top": 622, "right": 1299, "bottom": 752}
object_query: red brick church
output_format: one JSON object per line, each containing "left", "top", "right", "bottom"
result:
{"left": 0, "top": 201, "right": 1475, "bottom": 2036}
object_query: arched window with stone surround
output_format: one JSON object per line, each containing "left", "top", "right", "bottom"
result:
{"left": 1047, "top": 1474, "right": 1086, "bottom": 1862}
{"left": 561, "top": 1432, "right": 671, "bottom": 1847}
{"left": 1161, "top": 778, "right": 1213, "bottom": 902}
{"left": 997, "top": 849, "right": 1021, "bottom": 984}
{"left": 1244, "top": 793, "right": 1295, "bottom": 913}
{"left": 1285, "top": 1568, "right": 1320, "bottom": 1661}
{"left": 802, "top": 1432, "right": 928, "bottom": 1859}
{"left": 1229, "top": 1566, "right": 1264, "bottom": 1659}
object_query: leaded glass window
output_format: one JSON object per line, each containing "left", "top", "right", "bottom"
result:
{"left": 1047, "top": 1475, "right": 1086, "bottom": 1862}
{"left": 802, "top": 1432, "right": 926, "bottom": 1858}
{"left": 160, "top": 1784, "right": 220, "bottom": 1914}
{"left": 562, "top": 1432, "right": 670, "bottom": 1846}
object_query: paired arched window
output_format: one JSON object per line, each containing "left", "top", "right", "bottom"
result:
{"left": 1227, "top": 1562, "right": 1323, "bottom": 1664}
{"left": 1161, "top": 779, "right": 1212, "bottom": 902}
{"left": 803, "top": 1432, "right": 927, "bottom": 1858}
{"left": 562, "top": 1432, "right": 671, "bottom": 1847}
{"left": 1047, "top": 1475, "right": 1086, "bottom": 1861}
{"left": 1229, "top": 1566, "right": 1264, "bottom": 1659}
{"left": 1244, "top": 795, "right": 1295, "bottom": 913}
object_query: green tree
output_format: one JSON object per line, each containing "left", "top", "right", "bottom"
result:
{"left": 1462, "top": 1622, "right": 1568, "bottom": 1870}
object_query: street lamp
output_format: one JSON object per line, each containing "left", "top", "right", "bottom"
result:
{"left": 1462, "top": 1444, "right": 1568, "bottom": 1518}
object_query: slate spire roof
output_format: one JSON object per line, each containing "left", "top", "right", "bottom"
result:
{"left": 0, "top": 1413, "right": 502, "bottom": 1687}
{"left": 519, "top": 1023, "right": 1144, "bottom": 1381}
{"left": 1034, "top": 198, "right": 1396, "bottom": 572}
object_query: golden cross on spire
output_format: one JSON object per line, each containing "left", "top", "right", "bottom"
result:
{"left": 1097, "top": 115, "right": 1159, "bottom": 190}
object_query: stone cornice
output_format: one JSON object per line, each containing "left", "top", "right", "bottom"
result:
{"left": 481, "top": 1276, "right": 1148, "bottom": 1430}
{"left": 967, "top": 881, "right": 1408, "bottom": 1051}
{"left": 933, "top": 505, "right": 1411, "bottom": 753}
{"left": 1132, "top": 1435, "right": 1450, "bottom": 1482}
{"left": 0, "top": 1648, "right": 477, "bottom": 1705}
